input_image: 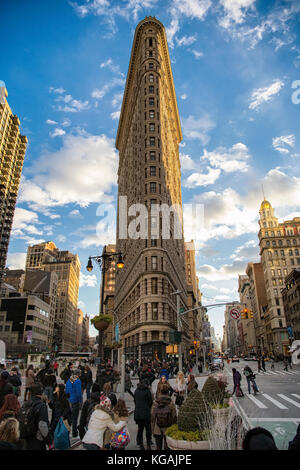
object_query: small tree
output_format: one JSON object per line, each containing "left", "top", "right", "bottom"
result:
{"left": 177, "top": 389, "right": 211, "bottom": 433}
{"left": 202, "top": 375, "right": 226, "bottom": 406}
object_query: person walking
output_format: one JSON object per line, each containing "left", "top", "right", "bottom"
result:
{"left": 8, "top": 367, "right": 22, "bottom": 397}
{"left": 60, "top": 363, "right": 73, "bottom": 385}
{"left": 24, "top": 365, "right": 35, "bottom": 401}
{"left": 0, "top": 394, "right": 21, "bottom": 422}
{"left": 19, "top": 383, "right": 52, "bottom": 450}
{"left": 78, "top": 383, "right": 101, "bottom": 440}
{"left": 82, "top": 396, "right": 126, "bottom": 450}
{"left": 53, "top": 361, "right": 59, "bottom": 377}
{"left": 243, "top": 365, "right": 258, "bottom": 395}
{"left": 232, "top": 368, "right": 244, "bottom": 397}
{"left": 261, "top": 356, "right": 266, "bottom": 372}
{"left": 125, "top": 367, "right": 134, "bottom": 399}
{"left": 134, "top": 380, "right": 153, "bottom": 450}
{"left": 187, "top": 374, "right": 198, "bottom": 394}
{"left": 174, "top": 371, "right": 186, "bottom": 407}
{"left": 151, "top": 384, "right": 177, "bottom": 450}
{"left": 0, "top": 371, "right": 13, "bottom": 408}
{"left": 156, "top": 375, "right": 173, "bottom": 399}
{"left": 84, "top": 365, "right": 93, "bottom": 400}
{"left": 42, "top": 368, "right": 57, "bottom": 403}
{"left": 65, "top": 370, "right": 82, "bottom": 439}
{"left": 283, "top": 357, "right": 289, "bottom": 371}
{"left": 48, "top": 383, "right": 72, "bottom": 436}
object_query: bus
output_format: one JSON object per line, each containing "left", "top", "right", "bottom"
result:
{"left": 56, "top": 351, "right": 93, "bottom": 361}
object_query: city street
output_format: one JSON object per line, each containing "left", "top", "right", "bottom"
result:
{"left": 223, "top": 359, "right": 300, "bottom": 449}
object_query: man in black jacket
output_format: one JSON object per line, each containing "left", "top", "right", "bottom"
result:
{"left": 78, "top": 382, "right": 101, "bottom": 440}
{"left": 134, "top": 380, "right": 153, "bottom": 450}
{"left": 0, "top": 371, "right": 13, "bottom": 407}
{"left": 22, "top": 383, "right": 52, "bottom": 450}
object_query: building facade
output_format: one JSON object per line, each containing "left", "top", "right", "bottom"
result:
{"left": 238, "top": 274, "right": 256, "bottom": 355}
{"left": 282, "top": 269, "right": 300, "bottom": 342}
{"left": 0, "top": 85, "right": 27, "bottom": 283}
{"left": 258, "top": 200, "right": 300, "bottom": 355}
{"left": 26, "top": 242, "right": 80, "bottom": 351}
{"left": 0, "top": 293, "right": 51, "bottom": 353}
{"left": 114, "top": 17, "right": 189, "bottom": 362}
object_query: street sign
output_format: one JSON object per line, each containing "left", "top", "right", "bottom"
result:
{"left": 230, "top": 308, "right": 240, "bottom": 319}
{"left": 179, "top": 307, "right": 185, "bottom": 314}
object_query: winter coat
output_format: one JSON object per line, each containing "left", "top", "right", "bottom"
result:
{"left": 0, "top": 380, "right": 13, "bottom": 408}
{"left": 82, "top": 406, "right": 126, "bottom": 449}
{"left": 78, "top": 391, "right": 101, "bottom": 440}
{"left": 155, "top": 380, "right": 173, "bottom": 399}
{"left": 43, "top": 372, "right": 57, "bottom": 388}
{"left": 49, "top": 391, "right": 72, "bottom": 433}
{"left": 233, "top": 370, "right": 242, "bottom": 386}
{"left": 25, "top": 370, "right": 35, "bottom": 388}
{"left": 65, "top": 378, "right": 82, "bottom": 404}
{"left": 174, "top": 378, "right": 186, "bottom": 395}
{"left": 187, "top": 379, "right": 198, "bottom": 394}
{"left": 125, "top": 372, "right": 132, "bottom": 391}
{"left": 24, "top": 396, "right": 51, "bottom": 450}
{"left": 151, "top": 395, "right": 177, "bottom": 435}
{"left": 289, "top": 424, "right": 300, "bottom": 450}
{"left": 134, "top": 383, "right": 153, "bottom": 422}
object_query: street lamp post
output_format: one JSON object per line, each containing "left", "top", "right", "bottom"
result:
{"left": 86, "top": 246, "right": 124, "bottom": 366}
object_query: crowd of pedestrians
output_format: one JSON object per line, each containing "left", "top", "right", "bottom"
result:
{"left": 0, "top": 356, "right": 299, "bottom": 451}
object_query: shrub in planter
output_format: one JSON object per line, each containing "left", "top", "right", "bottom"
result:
{"left": 90, "top": 314, "right": 112, "bottom": 330}
{"left": 202, "top": 375, "right": 226, "bottom": 406}
{"left": 177, "top": 389, "right": 211, "bottom": 433}
{"left": 166, "top": 424, "right": 208, "bottom": 442}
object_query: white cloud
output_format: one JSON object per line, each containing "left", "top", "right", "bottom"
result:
{"left": 46, "top": 119, "right": 58, "bottom": 125}
{"left": 166, "top": 0, "right": 212, "bottom": 47}
{"left": 100, "top": 58, "right": 124, "bottom": 77}
{"left": 91, "top": 77, "right": 125, "bottom": 101}
{"left": 184, "top": 167, "right": 221, "bottom": 188}
{"left": 180, "top": 153, "right": 197, "bottom": 171}
{"left": 69, "top": 209, "right": 82, "bottom": 218}
{"left": 50, "top": 128, "right": 66, "bottom": 138}
{"left": 11, "top": 208, "right": 43, "bottom": 240}
{"left": 176, "top": 35, "right": 197, "bottom": 47}
{"left": 249, "top": 79, "right": 284, "bottom": 110}
{"left": 80, "top": 273, "right": 98, "bottom": 288}
{"left": 197, "top": 259, "right": 249, "bottom": 281}
{"left": 19, "top": 133, "right": 118, "bottom": 210}
{"left": 50, "top": 88, "right": 89, "bottom": 113}
{"left": 272, "top": 134, "right": 295, "bottom": 154}
{"left": 180, "top": 93, "right": 187, "bottom": 100}
{"left": 190, "top": 49, "right": 203, "bottom": 59}
{"left": 57, "top": 234, "right": 66, "bottom": 243}
{"left": 230, "top": 240, "right": 259, "bottom": 262}
{"left": 219, "top": 0, "right": 256, "bottom": 29}
{"left": 201, "top": 142, "right": 251, "bottom": 173}
{"left": 49, "top": 87, "right": 65, "bottom": 94}
{"left": 6, "top": 252, "right": 27, "bottom": 270}
{"left": 110, "top": 111, "right": 121, "bottom": 120}
{"left": 181, "top": 114, "right": 215, "bottom": 144}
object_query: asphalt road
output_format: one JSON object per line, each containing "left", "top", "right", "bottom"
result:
{"left": 222, "top": 359, "right": 300, "bottom": 449}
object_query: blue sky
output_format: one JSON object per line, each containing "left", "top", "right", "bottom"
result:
{"left": 2, "top": 0, "right": 300, "bottom": 339}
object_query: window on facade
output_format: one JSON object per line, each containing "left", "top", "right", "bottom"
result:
{"left": 151, "top": 278, "right": 158, "bottom": 294}
{"left": 149, "top": 38, "right": 153, "bottom": 47}
{"left": 149, "top": 50, "right": 153, "bottom": 57}
{"left": 152, "top": 303, "right": 158, "bottom": 320}
{"left": 149, "top": 86, "right": 154, "bottom": 94}
{"left": 149, "top": 74, "right": 154, "bottom": 83}
{"left": 150, "top": 151, "right": 156, "bottom": 160}
{"left": 150, "top": 182, "right": 156, "bottom": 193}
{"left": 149, "top": 63, "right": 153, "bottom": 69}
{"left": 151, "top": 256, "right": 158, "bottom": 270}
{"left": 151, "top": 238, "right": 157, "bottom": 247}
{"left": 149, "top": 137, "right": 155, "bottom": 146}
{"left": 150, "top": 166, "right": 156, "bottom": 176}
{"left": 149, "top": 98, "right": 154, "bottom": 105}
{"left": 149, "top": 110, "right": 155, "bottom": 118}
{"left": 272, "top": 240, "right": 276, "bottom": 246}
{"left": 149, "top": 123, "right": 155, "bottom": 132}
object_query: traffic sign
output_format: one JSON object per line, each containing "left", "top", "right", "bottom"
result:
{"left": 230, "top": 308, "right": 240, "bottom": 319}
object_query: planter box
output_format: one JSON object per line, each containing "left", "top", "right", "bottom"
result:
{"left": 166, "top": 435, "right": 210, "bottom": 450}
{"left": 93, "top": 320, "right": 110, "bottom": 331}
{"left": 212, "top": 407, "right": 230, "bottom": 427}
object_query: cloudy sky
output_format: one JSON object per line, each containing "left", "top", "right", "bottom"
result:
{"left": 2, "top": 0, "right": 300, "bottom": 339}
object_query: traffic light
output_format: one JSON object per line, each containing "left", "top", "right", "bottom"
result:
{"left": 249, "top": 309, "right": 253, "bottom": 318}
{"left": 241, "top": 308, "right": 248, "bottom": 319}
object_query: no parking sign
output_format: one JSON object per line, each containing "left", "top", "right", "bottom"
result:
{"left": 230, "top": 308, "right": 240, "bottom": 320}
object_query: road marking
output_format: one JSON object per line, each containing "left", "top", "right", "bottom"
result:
{"left": 274, "top": 371, "right": 287, "bottom": 375}
{"left": 291, "top": 394, "right": 300, "bottom": 400}
{"left": 268, "top": 371, "right": 278, "bottom": 375}
{"left": 247, "top": 394, "right": 268, "bottom": 408}
{"left": 287, "top": 371, "right": 299, "bottom": 375}
{"left": 277, "top": 394, "right": 300, "bottom": 408}
{"left": 262, "top": 394, "right": 288, "bottom": 410}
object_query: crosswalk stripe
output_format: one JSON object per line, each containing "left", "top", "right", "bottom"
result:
{"left": 274, "top": 371, "right": 287, "bottom": 375}
{"left": 247, "top": 394, "right": 268, "bottom": 408}
{"left": 277, "top": 394, "right": 300, "bottom": 408}
{"left": 262, "top": 394, "right": 288, "bottom": 409}
{"left": 292, "top": 394, "right": 300, "bottom": 400}
{"left": 287, "top": 371, "right": 299, "bottom": 375}
{"left": 268, "top": 371, "right": 278, "bottom": 375}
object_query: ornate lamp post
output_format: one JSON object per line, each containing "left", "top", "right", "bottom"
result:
{"left": 86, "top": 246, "right": 124, "bottom": 364}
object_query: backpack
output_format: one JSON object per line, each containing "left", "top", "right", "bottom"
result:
{"left": 154, "top": 402, "right": 173, "bottom": 428}
{"left": 19, "top": 400, "right": 38, "bottom": 438}
{"left": 54, "top": 418, "right": 70, "bottom": 450}
{"left": 110, "top": 426, "right": 130, "bottom": 449}
{"left": 86, "top": 401, "right": 97, "bottom": 427}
